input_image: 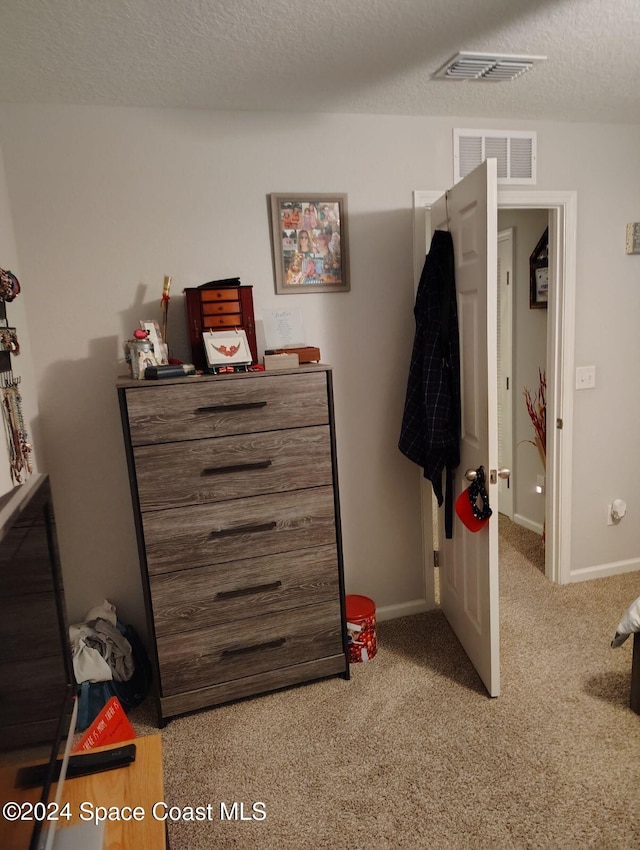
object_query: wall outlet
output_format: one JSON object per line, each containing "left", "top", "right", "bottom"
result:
{"left": 576, "top": 365, "right": 596, "bottom": 390}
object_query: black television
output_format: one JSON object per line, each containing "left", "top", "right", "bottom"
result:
{"left": 0, "top": 474, "right": 76, "bottom": 850}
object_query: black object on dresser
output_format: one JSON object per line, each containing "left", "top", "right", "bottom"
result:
{"left": 117, "top": 365, "right": 349, "bottom": 725}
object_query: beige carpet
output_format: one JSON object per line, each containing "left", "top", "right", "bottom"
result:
{"left": 133, "top": 519, "right": 640, "bottom": 849}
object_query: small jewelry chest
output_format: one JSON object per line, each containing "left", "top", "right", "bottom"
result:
{"left": 184, "top": 282, "right": 258, "bottom": 371}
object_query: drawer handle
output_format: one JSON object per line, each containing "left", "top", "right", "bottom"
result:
{"left": 195, "top": 401, "right": 267, "bottom": 414}
{"left": 216, "top": 580, "right": 282, "bottom": 600}
{"left": 222, "top": 637, "right": 286, "bottom": 658}
{"left": 210, "top": 521, "right": 276, "bottom": 539}
{"left": 202, "top": 460, "right": 272, "bottom": 477}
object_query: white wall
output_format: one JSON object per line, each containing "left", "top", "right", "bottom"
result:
{"left": 498, "top": 208, "right": 548, "bottom": 533}
{"left": 0, "top": 106, "right": 638, "bottom": 629}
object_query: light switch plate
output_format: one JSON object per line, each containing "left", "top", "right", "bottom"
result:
{"left": 576, "top": 365, "right": 596, "bottom": 390}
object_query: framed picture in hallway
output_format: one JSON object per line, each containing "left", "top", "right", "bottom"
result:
{"left": 529, "top": 227, "right": 549, "bottom": 309}
{"left": 269, "top": 193, "right": 350, "bottom": 294}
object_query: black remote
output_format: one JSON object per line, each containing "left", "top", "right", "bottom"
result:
{"left": 15, "top": 743, "right": 136, "bottom": 789}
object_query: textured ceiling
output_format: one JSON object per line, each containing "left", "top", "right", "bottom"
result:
{"left": 0, "top": 0, "right": 638, "bottom": 123}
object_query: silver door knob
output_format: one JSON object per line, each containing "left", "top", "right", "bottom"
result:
{"left": 466, "top": 467, "right": 511, "bottom": 483}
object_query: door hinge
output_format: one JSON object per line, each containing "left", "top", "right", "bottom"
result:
{"left": 506, "top": 377, "right": 509, "bottom": 390}
{"left": 556, "top": 418, "right": 563, "bottom": 429}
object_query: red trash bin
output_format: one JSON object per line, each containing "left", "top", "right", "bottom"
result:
{"left": 345, "top": 594, "right": 377, "bottom": 663}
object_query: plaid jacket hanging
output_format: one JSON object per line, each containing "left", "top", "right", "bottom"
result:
{"left": 398, "top": 229, "right": 461, "bottom": 538}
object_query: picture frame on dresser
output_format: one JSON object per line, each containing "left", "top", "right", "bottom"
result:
{"left": 139, "top": 319, "right": 168, "bottom": 364}
{"left": 203, "top": 329, "right": 252, "bottom": 370}
{"left": 269, "top": 193, "right": 350, "bottom": 294}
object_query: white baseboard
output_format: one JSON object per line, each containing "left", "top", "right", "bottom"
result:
{"left": 513, "top": 513, "right": 544, "bottom": 537}
{"left": 376, "top": 598, "right": 434, "bottom": 622}
{"left": 569, "top": 557, "right": 640, "bottom": 583}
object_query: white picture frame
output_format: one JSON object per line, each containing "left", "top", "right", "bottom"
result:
{"left": 139, "top": 320, "right": 169, "bottom": 364}
{"left": 203, "top": 329, "right": 252, "bottom": 369}
{"left": 535, "top": 266, "right": 549, "bottom": 302}
{"left": 262, "top": 308, "right": 306, "bottom": 350}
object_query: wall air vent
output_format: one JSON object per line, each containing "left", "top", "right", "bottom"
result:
{"left": 435, "top": 52, "right": 546, "bottom": 82}
{"left": 453, "top": 129, "right": 537, "bottom": 185}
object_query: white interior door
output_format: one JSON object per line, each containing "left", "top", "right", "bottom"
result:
{"left": 431, "top": 159, "right": 500, "bottom": 697}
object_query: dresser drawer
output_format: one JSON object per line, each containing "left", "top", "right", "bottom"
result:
{"left": 124, "top": 372, "right": 328, "bottom": 446}
{"left": 0, "top": 592, "right": 61, "bottom": 664}
{"left": 203, "top": 314, "right": 242, "bottom": 329}
{"left": 150, "top": 544, "right": 340, "bottom": 635}
{"left": 200, "top": 287, "right": 240, "bottom": 303}
{"left": 0, "top": 533, "right": 57, "bottom": 596}
{"left": 202, "top": 300, "right": 241, "bottom": 316}
{"left": 157, "top": 599, "right": 343, "bottom": 696}
{"left": 133, "top": 425, "right": 332, "bottom": 511}
{"left": 142, "top": 486, "right": 336, "bottom": 575}
{"left": 0, "top": 655, "right": 68, "bottom": 727}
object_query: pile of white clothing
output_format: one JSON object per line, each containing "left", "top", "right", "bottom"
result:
{"left": 69, "top": 599, "right": 135, "bottom": 684}
{"left": 611, "top": 595, "right": 640, "bottom": 648}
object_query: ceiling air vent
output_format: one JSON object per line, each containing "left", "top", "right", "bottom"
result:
{"left": 454, "top": 129, "right": 537, "bottom": 185}
{"left": 435, "top": 52, "right": 546, "bottom": 82}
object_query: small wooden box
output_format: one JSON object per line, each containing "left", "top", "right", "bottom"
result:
{"left": 264, "top": 352, "right": 299, "bottom": 370}
{"left": 264, "top": 346, "right": 321, "bottom": 363}
{"left": 184, "top": 282, "right": 257, "bottom": 371}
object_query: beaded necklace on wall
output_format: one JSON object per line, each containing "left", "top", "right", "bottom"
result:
{"left": 1, "top": 375, "right": 32, "bottom": 484}
{"left": 0, "top": 266, "right": 32, "bottom": 484}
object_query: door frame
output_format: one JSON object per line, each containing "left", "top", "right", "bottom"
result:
{"left": 497, "top": 227, "right": 515, "bottom": 522}
{"left": 413, "top": 188, "right": 577, "bottom": 588}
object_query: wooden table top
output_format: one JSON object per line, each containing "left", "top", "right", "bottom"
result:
{"left": 0, "top": 734, "right": 165, "bottom": 850}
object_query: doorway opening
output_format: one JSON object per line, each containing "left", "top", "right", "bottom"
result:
{"left": 414, "top": 188, "right": 577, "bottom": 608}
{"left": 497, "top": 220, "right": 546, "bottom": 581}
{"left": 497, "top": 209, "right": 549, "bottom": 574}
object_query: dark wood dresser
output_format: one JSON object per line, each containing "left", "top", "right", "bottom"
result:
{"left": 117, "top": 365, "right": 349, "bottom": 724}
{"left": 0, "top": 475, "right": 71, "bottom": 749}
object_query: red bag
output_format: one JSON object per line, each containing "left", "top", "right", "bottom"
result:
{"left": 455, "top": 466, "right": 492, "bottom": 532}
